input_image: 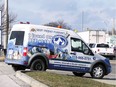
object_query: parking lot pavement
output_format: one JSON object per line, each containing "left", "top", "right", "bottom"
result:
{"left": 110, "top": 60, "right": 116, "bottom": 64}
{"left": 93, "top": 75, "right": 116, "bottom": 86}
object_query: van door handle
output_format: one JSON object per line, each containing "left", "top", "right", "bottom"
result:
{"left": 70, "top": 52, "right": 76, "bottom": 55}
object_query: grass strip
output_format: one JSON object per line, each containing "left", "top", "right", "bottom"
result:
{"left": 0, "top": 57, "right": 5, "bottom": 62}
{"left": 26, "top": 71, "right": 115, "bottom": 87}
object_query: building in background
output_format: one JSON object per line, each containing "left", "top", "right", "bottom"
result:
{"left": 106, "top": 35, "right": 116, "bottom": 47}
{"left": 77, "top": 30, "right": 116, "bottom": 47}
{"left": 77, "top": 30, "right": 106, "bottom": 44}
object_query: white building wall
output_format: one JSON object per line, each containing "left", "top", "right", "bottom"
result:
{"left": 77, "top": 30, "right": 106, "bottom": 44}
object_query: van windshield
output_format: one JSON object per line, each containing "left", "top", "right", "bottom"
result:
{"left": 10, "top": 31, "right": 24, "bottom": 45}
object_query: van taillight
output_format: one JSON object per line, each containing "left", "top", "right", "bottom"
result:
{"left": 23, "top": 47, "right": 28, "bottom": 56}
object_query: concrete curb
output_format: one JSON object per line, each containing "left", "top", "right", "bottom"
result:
{"left": 15, "top": 71, "right": 48, "bottom": 87}
{"left": 93, "top": 79, "right": 116, "bottom": 86}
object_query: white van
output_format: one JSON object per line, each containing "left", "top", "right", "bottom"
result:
{"left": 5, "top": 24, "right": 111, "bottom": 79}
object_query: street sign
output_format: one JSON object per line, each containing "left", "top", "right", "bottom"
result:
{"left": 0, "top": 11, "right": 1, "bottom": 26}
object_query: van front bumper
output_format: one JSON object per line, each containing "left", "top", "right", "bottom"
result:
{"left": 104, "top": 58, "right": 112, "bottom": 75}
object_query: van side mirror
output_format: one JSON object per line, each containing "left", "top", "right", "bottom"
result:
{"left": 83, "top": 48, "right": 94, "bottom": 55}
{"left": 83, "top": 49, "right": 89, "bottom": 54}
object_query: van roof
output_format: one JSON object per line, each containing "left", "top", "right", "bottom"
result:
{"left": 12, "top": 24, "right": 81, "bottom": 39}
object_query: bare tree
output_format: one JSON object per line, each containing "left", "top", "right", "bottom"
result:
{"left": 108, "top": 30, "right": 116, "bottom": 35}
{"left": 0, "top": 4, "right": 17, "bottom": 55}
{"left": 0, "top": 4, "right": 17, "bottom": 33}
{"left": 44, "top": 20, "right": 72, "bottom": 30}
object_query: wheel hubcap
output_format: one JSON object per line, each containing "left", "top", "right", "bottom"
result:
{"left": 93, "top": 67, "right": 103, "bottom": 77}
{"left": 35, "top": 63, "right": 42, "bottom": 70}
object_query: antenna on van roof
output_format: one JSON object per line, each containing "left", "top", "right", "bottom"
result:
{"left": 20, "top": 22, "right": 23, "bottom": 24}
{"left": 19, "top": 22, "right": 30, "bottom": 24}
{"left": 26, "top": 22, "right": 30, "bottom": 24}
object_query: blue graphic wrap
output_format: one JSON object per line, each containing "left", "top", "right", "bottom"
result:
{"left": 52, "top": 35, "right": 68, "bottom": 48}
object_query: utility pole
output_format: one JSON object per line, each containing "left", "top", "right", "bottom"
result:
{"left": 0, "top": 11, "right": 2, "bottom": 46}
{"left": 82, "top": 11, "right": 84, "bottom": 31}
{"left": 104, "top": 21, "right": 108, "bottom": 34}
{"left": 4, "top": 0, "right": 9, "bottom": 55}
{"left": 112, "top": 18, "right": 115, "bottom": 35}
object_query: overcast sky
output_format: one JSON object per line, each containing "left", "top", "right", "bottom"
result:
{"left": 1, "top": 0, "right": 116, "bottom": 31}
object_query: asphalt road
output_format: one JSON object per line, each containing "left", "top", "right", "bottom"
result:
{"left": 111, "top": 64, "right": 116, "bottom": 74}
{"left": 0, "top": 62, "right": 30, "bottom": 87}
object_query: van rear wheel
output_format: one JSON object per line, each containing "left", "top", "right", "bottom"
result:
{"left": 30, "top": 59, "right": 46, "bottom": 71}
{"left": 72, "top": 72, "right": 86, "bottom": 77}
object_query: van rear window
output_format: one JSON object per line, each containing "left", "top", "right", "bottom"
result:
{"left": 10, "top": 31, "right": 24, "bottom": 45}
{"left": 97, "top": 44, "right": 109, "bottom": 48}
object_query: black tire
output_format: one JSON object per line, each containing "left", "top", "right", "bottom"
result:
{"left": 30, "top": 59, "right": 46, "bottom": 71}
{"left": 90, "top": 65, "right": 105, "bottom": 79}
{"left": 12, "top": 65, "right": 26, "bottom": 71}
{"left": 72, "top": 72, "right": 86, "bottom": 77}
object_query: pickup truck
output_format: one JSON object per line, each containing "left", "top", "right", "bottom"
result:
{"left": 90, "top": 43, "right": 115, "bottom": 59}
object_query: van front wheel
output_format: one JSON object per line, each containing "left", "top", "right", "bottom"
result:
{"left": 90, "top": 65, "right": 105, "bottom": 79}
{"left": 30, "top": 59, "right": 46, "bottom": 71}
{"left": 72, "top": 72, "right": 86, "bottom": 77}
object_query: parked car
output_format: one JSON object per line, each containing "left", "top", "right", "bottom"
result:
{"left": 114, "top": 46, "right": 116, "bottom": 56}
{"left": 88, "top": 43, "right": 95, "bottom": 48}
{"left": 91, "top": 43, "right": 115, "bottom": 59}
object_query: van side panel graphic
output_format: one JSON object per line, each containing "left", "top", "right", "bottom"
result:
{"left": 7, "top": 39, "right": 24, "bottom": 60}
{"left": 28, "top": 28, "right": 70, "bottom": 60}
{"left": 52, "top": 35, "right": 68, "bottom": 48}
{"left": 27, "top": 28, "right": 92, "bottom": 72}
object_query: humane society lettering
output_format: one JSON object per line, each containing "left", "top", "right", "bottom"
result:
{"left": 28, "top": 28, "right": 66, "bottom": 43}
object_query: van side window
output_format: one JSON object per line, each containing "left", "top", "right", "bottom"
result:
{"left": 71, "top": 37, "right": 94, "bottom": 55}
{"left": 71, "top": 37, "right": 82, "bottom": 52}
